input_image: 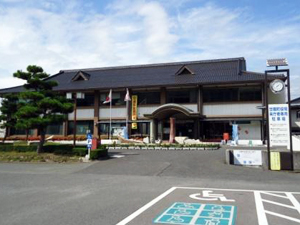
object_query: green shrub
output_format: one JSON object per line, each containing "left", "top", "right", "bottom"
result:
{"left": 14, "top": 145, "right": 36, "bottom": 152}
{"left": 72, "top": 147, "right": 87, "bottom": 157}
{"left": 0, "top": 144, "right": 14, "bottom": 152}
{"left": 90, "top": 148, "right": 108, "bottom": 160}
{"left": 43, "top": 144, "right": 73, "bottom": 154}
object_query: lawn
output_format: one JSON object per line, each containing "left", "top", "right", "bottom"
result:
{"left": 0, "top": 151, "right": 82, "bottom": 163}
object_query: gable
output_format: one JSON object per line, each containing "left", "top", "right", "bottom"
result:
{"left": 175, "top": 65, "right": 195, "bottom": 76}
{"left": 71, "top": 71, "right": 90, "bottom": 81}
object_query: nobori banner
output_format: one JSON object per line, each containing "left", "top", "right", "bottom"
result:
{"left": 268, "top": 104, "right": 290, "bottom": 147}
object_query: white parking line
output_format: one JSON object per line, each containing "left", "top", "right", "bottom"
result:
{"left": 116, "top": 187, "right": 176, "bottom": 225}
{"left": 255, "top": 191, "right": 300, "bottom": 225}
{"left": 116, "top": 187, "right": 300, "bottom": 225}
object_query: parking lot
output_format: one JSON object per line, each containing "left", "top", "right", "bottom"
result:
{"left": 0, "top": 147, "right": 300, "bottom": 225}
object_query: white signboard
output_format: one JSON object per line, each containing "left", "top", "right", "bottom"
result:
{"left": 268, "top": 104, "right": 290, "bottom": 147}
{"left": 233, "top": 150, "right": 262, "bottom": 166}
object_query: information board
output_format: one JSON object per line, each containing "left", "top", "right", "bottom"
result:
{"left": 268, "top": 104, "right": 290, "bottom": 147}
{"left": 233, "top": 150, "right": 262, "bottom": 166}
{"left": 270, "top": 152, "right": 281, "bottom": 170}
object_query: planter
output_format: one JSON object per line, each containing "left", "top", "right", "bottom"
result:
{"left": 190, "top": 147, "right": 197, "bottom": 151}
{"left": 128, "top": 146, "right": 135, "bottom": 150}
{"left": 147, "top": 147, "right": 154, "bottom": 150}
{"left": 169, "top": 147, "right": 175, "bottom": 150}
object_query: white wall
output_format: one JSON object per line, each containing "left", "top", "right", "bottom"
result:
{"left": 203, "top": 103, "right": 262, "bottom": 117}
{"left": 138, "top": 106, "right": 158, "bottom": 118}
{"left": 182, "top": 104, "right": 198, "bottom": 112}
{"left": 68, "top": 109, "right": 94, "bottom": 120}
{"left": 238, "top": 121, "right": 261, "bottom": 140}
{"left": 99, "top": 107, "right": 127, "bottom": 119}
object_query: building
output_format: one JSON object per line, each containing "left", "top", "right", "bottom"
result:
{"left": 291, "top": 97, "right": 300, "bottom": 134}
{"left": 0, "top": 57, "right": 286, "bottom": 142}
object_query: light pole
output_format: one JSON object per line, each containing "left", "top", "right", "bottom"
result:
{"left": 265, "top": 58, "right": 293, "bottom": 170}
{"left": 67, "top": 92, "right": 85, "bottom": 147}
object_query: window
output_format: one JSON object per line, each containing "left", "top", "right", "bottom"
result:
{"left": 10, "top": 129, "right": 34, "bottom": 136}
{"left": 203, "top": 87, "right": 262, "bottom": 103}
{"left": 76, "top": 93, "right": 94, "bottom": 107}
{"left": 133, "top": 92, "right": 160, "bottom": 105}
{"left": 99, "top": 123, "right": 126, "bottom": 136}
{"left": 167, "top": 89, "right": 197, "bottom": 104}
{"left": 100, "top": 92, "right": 125, "bottom": 106}
{"left": 239, "top": 87, "right": 261, "bottom": 101}
{"left": 131, "top": 122, "right": 150, "bottom": 137}
{"left": 46, "top": 123, "right": 63, "bottom": 135}
{"left": 68, "top": 121, "right": 93, "bottom": 135}
{"left": 297, "top": 110, "right": 300, "bottom": 119}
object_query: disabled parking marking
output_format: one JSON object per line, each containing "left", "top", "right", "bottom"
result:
{"left": 116, "top": 187, "right": 300, "bottom": 225}
{"left": 153, "top": 202, "right": 236, "bottom": 225}
{"left": 190, "top": 191, "right": 235, "bottom": 202}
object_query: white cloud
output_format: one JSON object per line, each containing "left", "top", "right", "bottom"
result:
{"left": 0, "top": 0, "right": 299, "bottom": 98}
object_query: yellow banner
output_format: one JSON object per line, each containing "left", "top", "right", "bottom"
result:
{"left": 131, "top": 122, "right": 137, "bottom": 129}
{"left": 270, "top": 152, "right": 281, "bottom": 170}
{"left": 131, "top": 95, "right": 138, "bottom": 121}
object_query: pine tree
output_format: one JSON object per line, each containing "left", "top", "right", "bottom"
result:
{"left": 13, "top": 65, "right": 73, "bottom": 153}
{"left": 0, "top": 94, "right": 18, "bottom": 143}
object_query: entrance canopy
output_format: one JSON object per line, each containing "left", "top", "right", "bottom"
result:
{"left": 144, "top": 103, "right": 204, "bottom": 120}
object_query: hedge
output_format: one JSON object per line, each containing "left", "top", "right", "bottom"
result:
{"left": 0, "top": 143, "right": 108, "bottom": 159}
{"left": 0, "top": 145, "right": 36, "bottom": 152}
{"left": 72, "top": 147, "right": 87, "bottom": 157}
{"left": 90, "top": 148, "right": 108, "bottom": 160}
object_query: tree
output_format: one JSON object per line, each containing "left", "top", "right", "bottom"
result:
{"left": 0, "top": 94, "right": 18, "bottom": 143}
{"left": 13, "top": 65, "right": 73, "bottom": 153}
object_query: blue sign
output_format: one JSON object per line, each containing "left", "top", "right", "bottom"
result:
{"left": 86, "top": 133, "right": 92, "bottom": 149}
{"left": 153, "top": 202, "right": 236, "bottom": 225}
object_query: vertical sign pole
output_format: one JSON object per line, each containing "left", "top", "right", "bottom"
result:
{"left": 109, "top": 92, "right": 112, "bottom": 140}
{"left": 265, "top": 71, "right": 271, "bottom": 170}
{"left": 73, "top": 95, "right": 77, "bottom": 147}
{"left": 287, "top": 69, "right": 294, "bottom": 170}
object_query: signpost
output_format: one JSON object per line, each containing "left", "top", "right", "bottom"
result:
{"left": 131, "top": 95, "right": 138, "bottom": 129}
{"left": 270, "top": 152, "right": 281, "bottom": 170}
{"left": 86, "top": 132, "right": 92, "bottom": 160}
{"left": 233, "top": 150, "right": 262, "bottom": 166}
{"left": 268, "top": 104, "right": 290, "bottom": 147}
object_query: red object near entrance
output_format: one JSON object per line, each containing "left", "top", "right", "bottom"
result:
{"left": 223, "top": 133, "right": 229, "bottom": 141}
{"left": 92, "top": 138, "right": 98, "bottom": 150}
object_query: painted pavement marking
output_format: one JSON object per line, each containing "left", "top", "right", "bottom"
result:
{"left": 116, "top": 187, "right": 300, "bottom": 225}
{"left": 189, "top": 191, "right": 235, "bottom": 202}
{"left": 254, "top": 191, "right": 300, "bottom": 224}
{"left": 153, "top": 202, "right": 236, "bottom": 225}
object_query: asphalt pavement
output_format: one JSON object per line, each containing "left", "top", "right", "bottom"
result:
{"left": 0, "top": 147, "right": 299, "bottom": 225}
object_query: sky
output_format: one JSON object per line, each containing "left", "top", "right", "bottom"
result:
{"left": 0, "top": 0, "right": 299, "bottom": 98}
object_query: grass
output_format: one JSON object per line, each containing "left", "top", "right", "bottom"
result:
{"left": 0, "top": 151, "right": 82, "bottom": 163}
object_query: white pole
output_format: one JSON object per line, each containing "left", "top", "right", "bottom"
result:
{"left": 126, "top": 99, "right": 128, "bottom": 131}
{"left": 109, "top": 92, "right": 112, "bottom": 140}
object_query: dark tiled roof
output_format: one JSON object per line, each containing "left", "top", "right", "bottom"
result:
{"left": 0, "top": 57, "right": 284, "bottom": 94}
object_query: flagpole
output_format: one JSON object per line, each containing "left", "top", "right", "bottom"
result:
{"left": 109, "top": 90, "right": 112, "bottom": 140}
{"left": 126, "top": 99, "right": 128, "bottom": 132}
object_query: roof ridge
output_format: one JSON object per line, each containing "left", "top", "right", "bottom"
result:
{"left": 60, "top": 57, "right": 245, "bottom": 73}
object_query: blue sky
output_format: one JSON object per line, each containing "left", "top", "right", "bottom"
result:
{"left": 0, "top": 0, "right": 299, "bottom": 98}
